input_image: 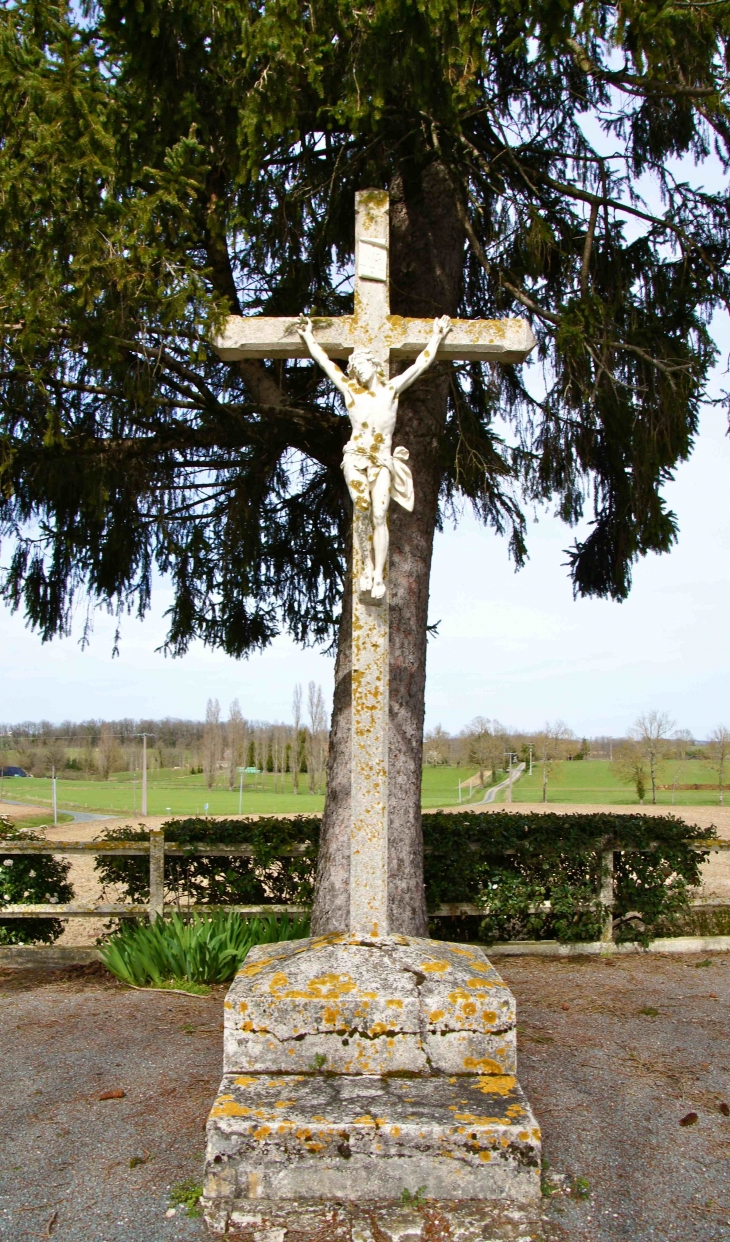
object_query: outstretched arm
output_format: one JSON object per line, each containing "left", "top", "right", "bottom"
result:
{"left": 297, "top": 316, "right": 350, "bottom": 398}
{"left": 390, "top": 315, "right": 452, "bottom": 395}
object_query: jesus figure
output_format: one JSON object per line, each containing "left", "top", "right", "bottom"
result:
{"left": 297, "top": 314, "right": 452, "bottom": 600}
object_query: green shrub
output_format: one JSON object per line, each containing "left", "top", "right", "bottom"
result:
{"left": 0, "top": 820, "right": 74, "bottom": 944}
{"left": 99, "top": 909, "right": 310, "bottom": 986}
{"left": 421, "top": 810, "right": 712, "bottom": 944}
{"left": 95, "top": 815, "right": 319, "bottom": 909}
{"left": 677, "top": 905, "right": 730, "bottom": 937}
{"left": 95, "top": 811, "right": 713, "bottom": 946}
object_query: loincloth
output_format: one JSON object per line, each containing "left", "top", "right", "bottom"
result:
{"left": 342, "top": 443, "right": 414, "bottom": 512}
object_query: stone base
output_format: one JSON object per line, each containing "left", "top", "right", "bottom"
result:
{"left": 204, "top": 1197, "right": 556, "bottom": 1241}
{"left": 203, "top": 934, "right": 541, "bottom": 1233}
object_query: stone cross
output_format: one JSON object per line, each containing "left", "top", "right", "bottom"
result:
{"left": 214, "top": 191, "right": 536, "bottom": 939}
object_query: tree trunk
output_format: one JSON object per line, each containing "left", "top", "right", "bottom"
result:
{"left": 311, "top": 162, "right": 465, "bottom": 936}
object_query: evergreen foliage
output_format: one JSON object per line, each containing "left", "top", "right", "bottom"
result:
{"left": 422, "top": 809, "right": 713, "bottom": 943}
{"left": 1, "top": 1, "right": 729, "bottom": 645}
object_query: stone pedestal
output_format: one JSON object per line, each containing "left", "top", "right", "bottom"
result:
{"left": 202, "top": 934, "right": 541, "bottom": 1233}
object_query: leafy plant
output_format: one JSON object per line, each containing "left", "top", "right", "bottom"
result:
{"left": 98, "top": 909, "right": 309, "bottom": 987}
{"left": 95, "top": 811, "right": 710, "bottom": 946}
{"left": 422, "top": 811, "right": 712, "bottom": 945}
{"left": 169, "top": 1179, "right": 203, "bottom": 1218}
{"left": 400, "top": 1187, "right": 427, "bottom": 1208}
{"left": 0, "top": 822, "right": 73, "bottom": 944}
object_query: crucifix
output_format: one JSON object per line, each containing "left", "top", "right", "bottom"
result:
{"left": 214, "top": 190, "right": 535, "bottom": 939}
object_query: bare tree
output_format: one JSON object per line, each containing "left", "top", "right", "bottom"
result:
{"left": 673, "top": 728, "right": 694, "bottom": 760}
{"left": 466, "top": 717, "right": 494, "bottom": 787}
{"left": 535, "top": 721, "right": 573, "bottom": 803}
{"left": 202, "top": 698, "right": 222, "bottom": 790}
{"left": 631, "top": 711, "right": 675, "bottom": 804}
{"left": 98, "top": 723, "right": 121, "bottom": 780}
{"left": 43, "top": 738, "right": 67, "bottom": 778}
{"left": 292, "top": 684, "right": 303, "bottom": 795}
{"left": 81, "top": 729, "right": 96, "bottom": 775}
{"left": 613, "top": 743, "right": 648, "bottom": 804}
{"left": 707, "top": 726, "right": 730, "bottom": 805}
{"left": 306, "top": 682, "right": 329, "bottom": 795}
{"left": 424, "top": 725, "right": 451, "bottom": 767}
{"left": 227, "top": 699, "right": 245, "bottom": 790}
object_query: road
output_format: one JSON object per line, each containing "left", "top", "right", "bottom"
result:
{"left": 480, "top": 762, "right": 526, "bottom": 803}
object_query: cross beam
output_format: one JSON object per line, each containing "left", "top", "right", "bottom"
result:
{"left": 214, "top": 312, "right": 535, "bottom": 364}
{"left": 213, "top": 191, "right": 535, "bottom": 939}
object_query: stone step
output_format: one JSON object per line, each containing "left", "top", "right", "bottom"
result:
{"left": 206, "top": 1198, "right": 559, "bottom": 1241}
{"left": 203, "top": 1071, "right": 541, "bottom": 1223}
{"left": 223, "top": 933, "right": 516, "bottom": 1077}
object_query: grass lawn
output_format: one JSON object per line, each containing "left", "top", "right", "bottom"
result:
{"left": 0, "top": 765, "right": 487, "bottom": 819}
{"left": 506, "top": 758, "right": 728, "bottom": 806}
{"left": 3, "top": 759, "right": 724, "bottom": 819}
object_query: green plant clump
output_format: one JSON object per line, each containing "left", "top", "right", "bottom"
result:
{"left": 99, "top": 909, "right": 309, "bottom": 987}
{"left": 169, "top": 1179, "right": 203, "bottom": 1218}
{"left": 0, "top": 820, "right": 74, "bottom": 944}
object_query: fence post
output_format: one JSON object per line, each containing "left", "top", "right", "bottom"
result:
{"left": 599, "top": 846, "right": 615, "bottom": 946}
{"left": 149, "top": 830, "right": 165, "bottom": 924}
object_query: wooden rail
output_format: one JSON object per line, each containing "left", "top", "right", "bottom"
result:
{"left": 1, "top": 833, "right": 727, "bottom": 938}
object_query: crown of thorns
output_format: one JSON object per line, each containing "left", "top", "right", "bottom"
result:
{"left": 347, "top": 348, "right": 385, "bottom": 379}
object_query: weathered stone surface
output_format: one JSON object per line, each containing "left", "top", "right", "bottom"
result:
{"left": 206, "top": 1196, "right": 549, "bottom": 1240}
{"left": 206, "top": 936, "right": 538, "bottom": 1233}
{"left": 223, "top": 935, "right": 516, "bottom": 1077}
{"left": 204, "top": 1070, "right": 540, "bottom": 1210}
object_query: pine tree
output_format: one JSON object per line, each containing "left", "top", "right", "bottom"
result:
{"left": 2, "top": 1, "right": 729, "bottom": 929}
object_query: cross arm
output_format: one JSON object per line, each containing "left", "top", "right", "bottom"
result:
{"left": 214, "top": 316, "right": 357, "bottom": 361}
{"left": 384, "top": 317, "right": 536, "bottom": 364}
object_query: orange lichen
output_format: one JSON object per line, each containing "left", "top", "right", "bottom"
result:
{"left": 475, "top": 1075, "right": 516, "bottom": 1096}
{"left": 463, "top": 1057, "right": 503, "bottom": 1074}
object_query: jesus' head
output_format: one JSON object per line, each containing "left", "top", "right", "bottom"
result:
{"left": 347, "top": 348, "right": 385, "bottom": 388}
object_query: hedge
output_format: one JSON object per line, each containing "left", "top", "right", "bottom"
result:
{"left": 95, "top": 811, "right": 715, "bottom": 945}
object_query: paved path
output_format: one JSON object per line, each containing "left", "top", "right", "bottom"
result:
{"left": 0, "top": 798, "right": 117, "bottom": 824}
{"left": 481, "top": 762, "right": 526, "bottom": 803}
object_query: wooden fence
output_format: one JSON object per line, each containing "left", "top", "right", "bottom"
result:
{"left": 1, "top": 831, "right": 729, "bottom": 948}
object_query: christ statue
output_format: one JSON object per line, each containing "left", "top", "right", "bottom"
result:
{"left": 297, "top": 313, "right": 452, "bottom": 600}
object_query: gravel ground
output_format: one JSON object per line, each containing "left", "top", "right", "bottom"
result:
{"left": 1, "top": 953, "right": 729, "bottom": 1242}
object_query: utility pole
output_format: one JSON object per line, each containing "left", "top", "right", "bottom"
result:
{"left": 505, "top": 751, "right": 515, "bottom": 803}
{"left": 52, "top": 764, "right": 57, "bottom": 826}
{"left": 136, "top": 733, "right": 153, "bottom": 817}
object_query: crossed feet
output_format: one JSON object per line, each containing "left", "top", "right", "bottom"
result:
{"left": 359, "top": 568, "right": 386, "bottom": 601}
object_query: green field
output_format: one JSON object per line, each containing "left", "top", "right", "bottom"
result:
{"left": 505, "top": 758, "right": 727, "bottom": 806}
{"left": 0, "top": 765, "right": 484, "bottom": 820}
{"left": 3, "top": 757, "right": 724, "bottom": 820}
